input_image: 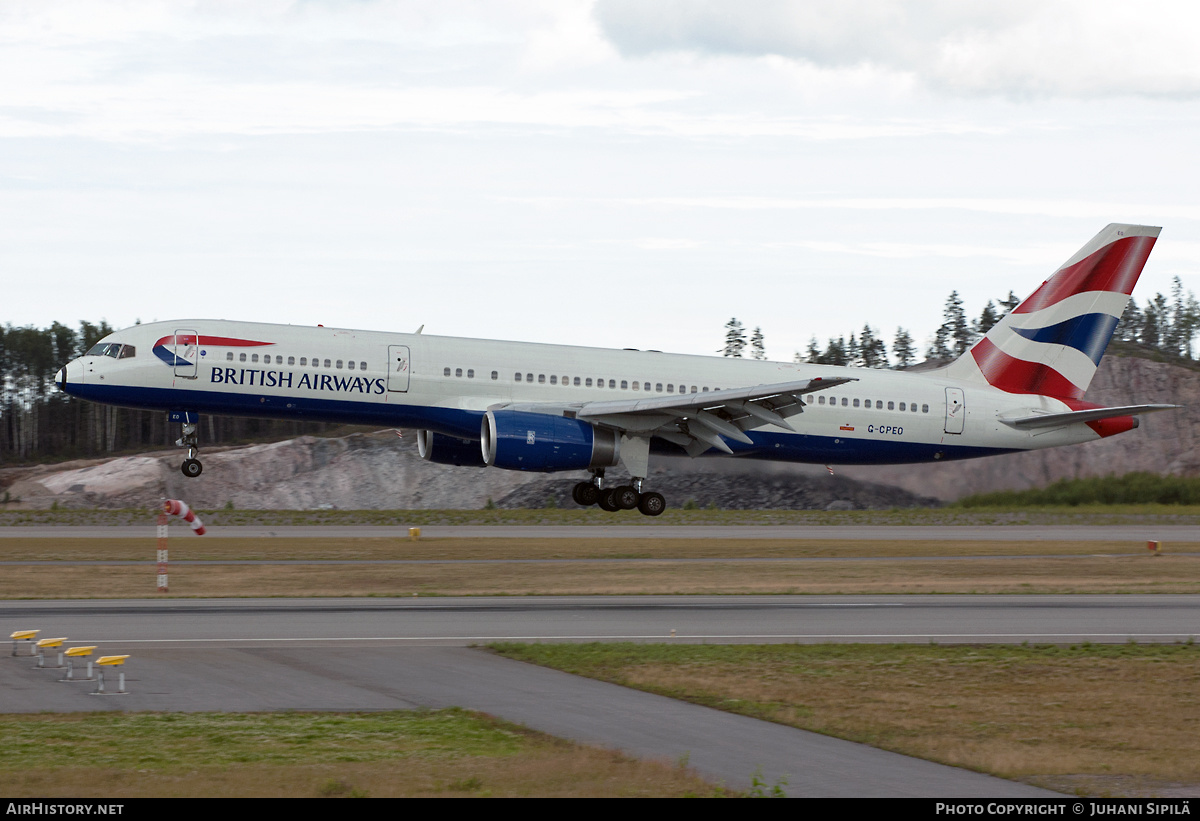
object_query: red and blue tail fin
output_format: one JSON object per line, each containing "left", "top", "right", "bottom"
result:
{"left": 943, "top": 224, "right": 1159, "bottom": 400}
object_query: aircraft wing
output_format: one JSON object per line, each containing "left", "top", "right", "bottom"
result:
{"left": 496, "top": 376, "right": 855, "bottom": 456}
{"left": 1001, "top": 404, "right": 1180, "bottom": 430}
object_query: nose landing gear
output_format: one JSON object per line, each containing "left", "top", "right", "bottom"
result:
{"left": 176, "top": 420, "right": 203, "bottom": 478}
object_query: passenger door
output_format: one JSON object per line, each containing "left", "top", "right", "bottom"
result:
{"left": 173, "top": 330, "right": 198, "bottom": 379}
{"left": 944, "top": 387, "right": 965, "bottom": 434}
{"left": 387, "top": 345, "right": 411, "bottom": 393}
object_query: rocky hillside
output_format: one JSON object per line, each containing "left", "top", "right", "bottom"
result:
{"left": 0, "top": 352, "right": 1191, "bottom": 510}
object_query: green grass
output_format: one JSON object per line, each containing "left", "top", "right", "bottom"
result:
{"left": 0, "top": 709, "right": 522, "bottom": 770}
{"left": 958, "top": 473, "right": 1200, "bottom": 507}
{"left": 0, "top": 709, "right": 732, "bottom": 797}
{"left": 7, "top": 504, "right": 1200, "bottom": 528}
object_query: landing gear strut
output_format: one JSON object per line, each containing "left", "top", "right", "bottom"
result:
{"left": 176, "top": 422, "right": 203, "bottom": 478}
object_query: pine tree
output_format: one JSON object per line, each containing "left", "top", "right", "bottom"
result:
{"left": 722, "top": 318, "right": 746, "bottom": 358}
{"left": 859, "top": 325, "right": 887, "bottom": 368}
{"left": 976, "top": 300, "right": 1000, "bottom": 336}
{"left": 750, "top": 327, "right": 766, "bottom": 360}
{"left": 892, "top": 327, "right": 915, "bottom": 369}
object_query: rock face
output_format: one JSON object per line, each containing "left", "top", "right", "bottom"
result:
{"left": 4, "top": 432, "right": 534, "bottom": 511}
{"left": 0, "top": 353, "right": 1193, "bottom": 509}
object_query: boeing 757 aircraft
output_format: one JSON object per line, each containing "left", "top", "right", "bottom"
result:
{"left": 57, "top": 224, "right": 1177, "bottom": 515}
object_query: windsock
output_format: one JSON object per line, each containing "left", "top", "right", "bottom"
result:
{"left": 163, "top": 500, "right": 206, "bottom": 536}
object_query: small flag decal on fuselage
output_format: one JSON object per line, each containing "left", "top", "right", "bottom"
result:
{"left": 839, "top": 425, "right": 855, "bottom": 431}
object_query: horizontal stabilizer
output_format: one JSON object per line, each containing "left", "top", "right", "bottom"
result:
{"left": 1001, "top": 404, "right": 1180, "bottom": 430}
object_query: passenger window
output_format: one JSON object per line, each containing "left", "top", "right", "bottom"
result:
{"left": 562, "top": 376, "right": 568, "bottom": 385}
{"left": 324, "top": 359, "right": 331, "bottom": 368}
{"left": 922, "top": 404, "right": 929, "bottom": 413}
{"left": 226, "top": 352, "right": 233, "bottom": 361}
{"left": 527, "top": 373, "right": 533, "bottom": 383}
{"left": 491, "top": 371, "right": 498, "bottom": 380}
{"left": 252, "top": 354, "right": 259, "bottom": 363}
{"left": 853, "top": 398, "right": 860, "bottom": 407}
{"left": 444, "top": 367, "right": 451, "bottom": 377}
{"left": 609, "top": 379, "right": 616, "bottom": 388}
{"left": 348, "top": 360, "right": 355, "bottom": 370}
{"left": 467, "top": 369, "right": 474, "bottom": 378}
{"left": 585, "top": 378, "right": 592, "bottom": 387}
{"left": 360, "top": 362, "right": 366, "bottom": 371}
{"left": 911, "top": 403, "right": 918, "bottom": 413}
{"left": 667, "top": 384, "right": 673, "bottom": 393}
{"left": 336, "top": 360, "right": 343, "bottom": 369}
{"left": 632, "top": 381, "right": 640, "bottom": 391}
{"left": 643, "top": 382, "right": 650, "bottom": 391}
{"left": 240, "top": 353, "right": 247, "bottom": 362}
{"left": 538, "top": 374, "right": 545, "bottom": 383}
{"left": 574, "top": 377, "right": 581, "bottom": 386}
{"left": 899, "top": 402, "right": 905, "bottom": 411}
{"left": 456, "top": 368, "right": 462, "bottom": 377}
{"left": 888, "top": 401, "right": 894, "bottom": 410}
{"left": 819, "top": 396, "right": 825, "bottom": 405}
{"left": 550, "top": 375, "right": 557, "bottom": 385}
{"left": 841, "top": 397, "right": 848, "bottom": 407}
{"left": 656, "top": 383, "right": 663, "bottom": 392}
{"left": 621, "top": 380, "right": 629, "bottom": 389}
{"left": 515, "top": 373, "right": 522, "bottom": 382}
{"left": 300, "top": 357, "right": 307, "bottom": 366}
{"left": 288, "top": 356, "right": 295, "bottom": 365}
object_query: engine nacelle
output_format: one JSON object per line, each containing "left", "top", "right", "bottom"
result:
{"left": 416, "top": 429, "right": 487, "bottom": 467}
{"left": 482, "top": 410, "right": 620, "bottom": 472}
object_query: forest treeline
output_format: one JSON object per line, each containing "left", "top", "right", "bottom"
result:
{"left": 724, "top": 277, "right": 1200, "bottom": 369}
{"left": 0, "top": 320, "right": 337, "bottom": 465}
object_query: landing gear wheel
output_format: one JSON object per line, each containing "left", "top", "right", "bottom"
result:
{"left": 572, "top": 481, "right": 599, "bottom": 507}
{"left": 613, "top": 485, "right": 640, "bottom": 511}
{"left": 597, "top": 488, "right": 621, "bottom": 512}
{"left": 181, "top": 458, "right": 203, "bottom": 478}
{"left": 637, "top": 491, "right": 666, "bottom": 517}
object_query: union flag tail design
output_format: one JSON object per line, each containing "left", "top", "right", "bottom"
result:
{"left": 943, "top": 224, "right": 1160, "bottom": 399}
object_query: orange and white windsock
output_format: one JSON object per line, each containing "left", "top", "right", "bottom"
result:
{"left": 163, "top": 500, "right": 206, "bottom": 536}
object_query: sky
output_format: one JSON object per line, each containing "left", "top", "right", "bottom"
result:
{"left": 2, "top": 0, "right": 1200, "bottom": 362}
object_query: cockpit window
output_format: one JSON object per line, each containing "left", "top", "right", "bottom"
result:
{"left": 86, "top": 343, "right": 134, "bottom": 359}
{"left": 87, "top": 343, "right": 120, "bottom": 358}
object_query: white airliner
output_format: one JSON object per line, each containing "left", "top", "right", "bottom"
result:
{"left": 57, "top": 223, "right": 1178, "bottom": 515}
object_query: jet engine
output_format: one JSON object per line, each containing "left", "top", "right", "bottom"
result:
{"left": 416, "top": 430, "right": 487, "bottom": 467}
{"left": 482, "top": 410, "right": 620, "bottom": 472}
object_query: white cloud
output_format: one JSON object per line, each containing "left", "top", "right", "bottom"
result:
{"left": 594, "top": 0, "right": 1200, "bottom": 98}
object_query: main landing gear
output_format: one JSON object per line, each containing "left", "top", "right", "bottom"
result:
{"left": 177, "top": 421, "right": 203, "bottom": 478}
{"left": 572, "top": 472, "right": 666, "bottom": 517}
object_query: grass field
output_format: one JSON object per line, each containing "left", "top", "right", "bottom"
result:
{"left": 1, "top": 536, "right": 1197, "bottom": 597}
{"left": 490, "top": 642, "right": 1200, "bottom": 797}
{"left": 0, "top": 709, "right": 727, "bottom": 798}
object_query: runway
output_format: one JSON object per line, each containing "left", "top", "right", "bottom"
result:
{"left": 5, "top": 594, "right": 1198, "bottom": 646}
